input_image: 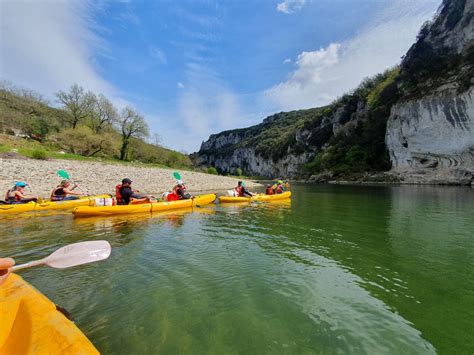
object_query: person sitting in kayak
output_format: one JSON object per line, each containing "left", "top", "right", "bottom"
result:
{"left": 274, "top": 180, "right": 285, "bottom": 194}
{"left": 235, "top": 181, "right": 253, "bottom": 197}
{"left": 265, "top": 185, "right": 274, "bottom": 195}
{"left": 116, "top": 178, "right": 154, "bottom": 205}
{"left": 166, "top": 180, "right": 193, "bottom": 201}
{"left": 50, "top": 180, "right": 83, "bottom": 201}
{"left": 4, "top": 182, "right": 38, "bottom": 204}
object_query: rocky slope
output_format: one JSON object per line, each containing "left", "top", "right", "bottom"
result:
{"left": 193, "top": 0, "right": 473, "bottom": 184}
{"left": 386, "top": 0, "right": 474, "bottom": 184}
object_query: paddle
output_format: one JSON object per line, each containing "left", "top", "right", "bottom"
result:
{"left": 172, "top": 171, "right": 181, "bottom": 181}
{"left": 11, "top": 241, "right": 112, "bottom": 271}
{"left": 57, "top": 170, "right": 89, "bottom": 194}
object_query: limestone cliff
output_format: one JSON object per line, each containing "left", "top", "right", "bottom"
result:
{"left": 194, "top": 0, "right": 473, "bottom": 184}
{"left": 385, "top": 0, "right": 474, "bottom": 183}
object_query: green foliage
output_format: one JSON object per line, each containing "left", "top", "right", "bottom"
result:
{"left": 0, "top": 82, "right": 191, "bottom": 169}
{"left": 366, "top": 67, "right": 400, "bottom": 108}
{"left": 54, "top": 126, "right": 119, "bottom": 157}
{"left": 207, "top": 167, "right": 218, "bottom": 175}
{"left": 235, "top": 167, "right": 243, "bottom": 176}
{"left": 30, "top": 149, "right": 48, "bottom": 160}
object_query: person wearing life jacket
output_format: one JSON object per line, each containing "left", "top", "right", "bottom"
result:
{"left": 275, "top": 180, "right": 285, "bottom": 194}
{"left": 116, "top": 178, "right": 154, "bottom": 205}
{"left": 167, "top": 180, "right": 193, "bottom": 201}
{"left": 0, "top": 257, "right": 15, "bottom": 286}
{"left": 50, "top": 180, "right": 83, "bottom": 201}
{"left": 4, "top": 182, "right": 38, "bottom": 204}
{"left": 235, "top": 181, "right": 252, "bottom": 197}
{"left": 265, "top": 185, "right": 274, "bottom": 195}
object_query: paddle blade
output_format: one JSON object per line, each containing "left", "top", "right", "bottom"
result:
{"left": 57, "top": 170, "right": 70, "bottom": 180}
{"left": 45, "top": 240, "right": 111, "bottom": 269}
{"left": 172, "top": 171, "right": 181, "bottom": 180}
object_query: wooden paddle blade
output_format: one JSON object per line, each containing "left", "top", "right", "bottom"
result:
{"left": 45, "top": 240, "right": 111, "bottom": 269}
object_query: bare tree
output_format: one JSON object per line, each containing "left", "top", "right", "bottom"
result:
{"left": 152, "top": 132, "right": 162, "bottom": 146}
{"left": 119, "top": 106, "right": 149, "bottom": 160}
{"left": 56, "top": 84, "right": 95, "bottom": 128}
{"left": 90, "top": 94, "right": 118, "bottom": 133}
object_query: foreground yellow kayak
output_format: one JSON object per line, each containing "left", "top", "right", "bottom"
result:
{"left": 0, "top": 274, "right": 98, "bottom": 354}
{"left": 74, "top": 194, "right": 216, "bottom": 217}
{"left": 219, "top": 191, "right": 291, "bottom": 203}
{"left": 0, "top": 194, "right": 111, "bottom": 215}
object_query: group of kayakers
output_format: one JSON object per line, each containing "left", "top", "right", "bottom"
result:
{"left": 2, "top": 180, "right": 83, "bottom": 204}
{"left": 3, "top": 177, "right": 289, "bottom": 205}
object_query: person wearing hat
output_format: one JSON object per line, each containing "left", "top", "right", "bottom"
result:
{"left": 275, "top": 180, "right": 286, "bottom": 194}
{"left": 116, "top": 178, "right": 154, "bottom": 205}
{"left": 4, "top": 182, "right": 38, "bottom": 204}
{"left": 50, "top": 180, "right": 84, "bottom": 201}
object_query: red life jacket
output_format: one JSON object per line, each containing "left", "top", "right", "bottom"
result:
{"left": 166, "top": 192, "right": 178, "bottom": 201}
{"left": 6, "top": 189, "right": 21, "bottom": 203}
{"left": 266, "top": 187, "right": 274, "bottom": 195}
{"left": 115, "top": 184, "right": 123, "bottom": 204}
{"left": 276, "top": 185, "right": 283, "bottom": 194}
{"left": 235, "top": 186, "right": 244, "bottom": 197}
{"left": 172, "top": 185, "right": 187, "bottom": 200}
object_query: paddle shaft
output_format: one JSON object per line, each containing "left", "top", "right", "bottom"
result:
{"left": 12, "top": 259, "right": 46, "bottom": 271}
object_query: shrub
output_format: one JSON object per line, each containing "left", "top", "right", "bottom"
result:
{"left": 31, "top": 149, "right": 48, "bottom": 160}
{"left": 236, "top": 167, "right": 243, "bottom": 176}
{"left": 207, "top": 167, "right": 218, "bottom": 175}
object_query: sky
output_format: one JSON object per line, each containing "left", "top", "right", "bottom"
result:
{"left": 0, "top": 0, "right": 440, "bottom": 152}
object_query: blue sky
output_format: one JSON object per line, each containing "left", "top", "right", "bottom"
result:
{"left": 1, "top": 0, "right": 440, "bottom": 152}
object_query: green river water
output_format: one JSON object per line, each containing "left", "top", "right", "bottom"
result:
{"left": 1, "top": 184, "right": 473, "bottom": 354}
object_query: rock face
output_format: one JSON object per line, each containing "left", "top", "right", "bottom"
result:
{"left": 386, "top": 0, "right": 474, "bottom": 182}
{"left": 194, "top": 0, "right": 473, "bottom": 183}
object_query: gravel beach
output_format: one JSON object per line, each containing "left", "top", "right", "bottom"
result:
{"left": 0, "top": 157, "right": 262, "bottom": 198}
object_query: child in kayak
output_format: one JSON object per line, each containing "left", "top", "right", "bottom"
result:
{"left": 4, "top": 182, "right": 39, "bottom": 204}
{"left": 50, "top": 180, "right": 84, "bottom": 201}
{"left": 165, "top": 180, "right": 193, "bottom": 201}
{"left": 235, "top": 181, "right": 253, "bottom": 197}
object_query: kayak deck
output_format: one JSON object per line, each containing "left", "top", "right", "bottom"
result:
{"left": 0, "top": 274, "right": 99, "bottom": 354}
{"left": 74, "top": 193, "right": 216, "bottom": 217}
{"left": 0, "top": 194, "right": 111, "bottom": 215}
{"left": 219, "top": 191, "right": 291, "bottom": 203}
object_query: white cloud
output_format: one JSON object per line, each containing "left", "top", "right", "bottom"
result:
{"left": 277, "top": 0, "right": 306, "bottom": 14}
{"left": 266, "top": 0, "right": 439, "bottom": 111}
{"left": 149, "top": 46, "right": 167, "bottom": 64}
{"left": 0, "top": 0, "right": 121, "bottom": 103}
{"left": 283, "top": 58, "right": 292, "bottom": 64}
{"left": 177, "top": 82, "right": 185, "bottom": 88}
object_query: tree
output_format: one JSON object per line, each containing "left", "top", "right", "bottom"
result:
{"left": 56, "top": 84, "right": 95, "bottom": 129}
{"left": 89, "top": 94, "right": 118, "bottom": 133}
{"left": 119, "top": 107, "right": 149, "bottom": 160}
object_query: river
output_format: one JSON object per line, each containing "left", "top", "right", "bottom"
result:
{"left": 1, "top": 184, "right": 473, "bottom": 354}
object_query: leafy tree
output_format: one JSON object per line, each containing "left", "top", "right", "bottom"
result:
{"left": 56, "top": 84, "right": 95, "bottom": 129}
{"left": 118, "top": 107, "right": 149, "bottom": 160}
{"left": 89, "top": 94, "right": 118, "bottom": 133}
{"left": 55, "top": 126, "right": 118, "bottom": 157}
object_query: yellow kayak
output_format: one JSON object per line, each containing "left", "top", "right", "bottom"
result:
{"left": 0, "top": 195, "right": 111, "bottom": 215}
{"left": 74, "top": 194, "right": 216, "bottom": 217}
{"left": 219, "top": 191, "right": 291, "bottom": 203}
{"left": 0, "top": 274, "right": 99, "bottom": 354}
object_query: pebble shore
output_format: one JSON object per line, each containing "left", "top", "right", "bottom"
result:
{"left": 0, "top": 157, "right": 261, "bottom": 198}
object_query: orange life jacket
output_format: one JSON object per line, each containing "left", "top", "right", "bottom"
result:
{"left": 266, "top": 187, "right": 274, "bottom": 195}
{"left": 235, "top": 186, "right": 244, "bottom": 197}
{"left": 115, "top": 184, "right": 123, "bottom": 204}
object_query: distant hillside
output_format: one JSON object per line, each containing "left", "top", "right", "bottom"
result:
{"left": 193, "top": 0, "right": 473, "bottom": 185}
{"left": 0, "top": 83, "right": 192, "bottom": 168}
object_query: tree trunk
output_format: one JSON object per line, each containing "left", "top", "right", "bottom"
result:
{"left": 120, "top": 139, "right": 129, "bottom": 160}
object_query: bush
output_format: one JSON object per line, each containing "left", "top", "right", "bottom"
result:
{"left": 236, "top": 167, "right": 243, "bottom": 176}
{"left": 31, "top": 149, "right": 48, "bottom": 160}
{"left": 207, "top": 167, "right": 218, "bottom": 175}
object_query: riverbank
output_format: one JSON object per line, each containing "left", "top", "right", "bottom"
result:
{"left": 0, "top": 157, "right": 262, "bottom": 198}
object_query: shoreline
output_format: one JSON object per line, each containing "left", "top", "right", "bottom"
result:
{"left": 0, "top": 157, "right": 263, "bottom": 198}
